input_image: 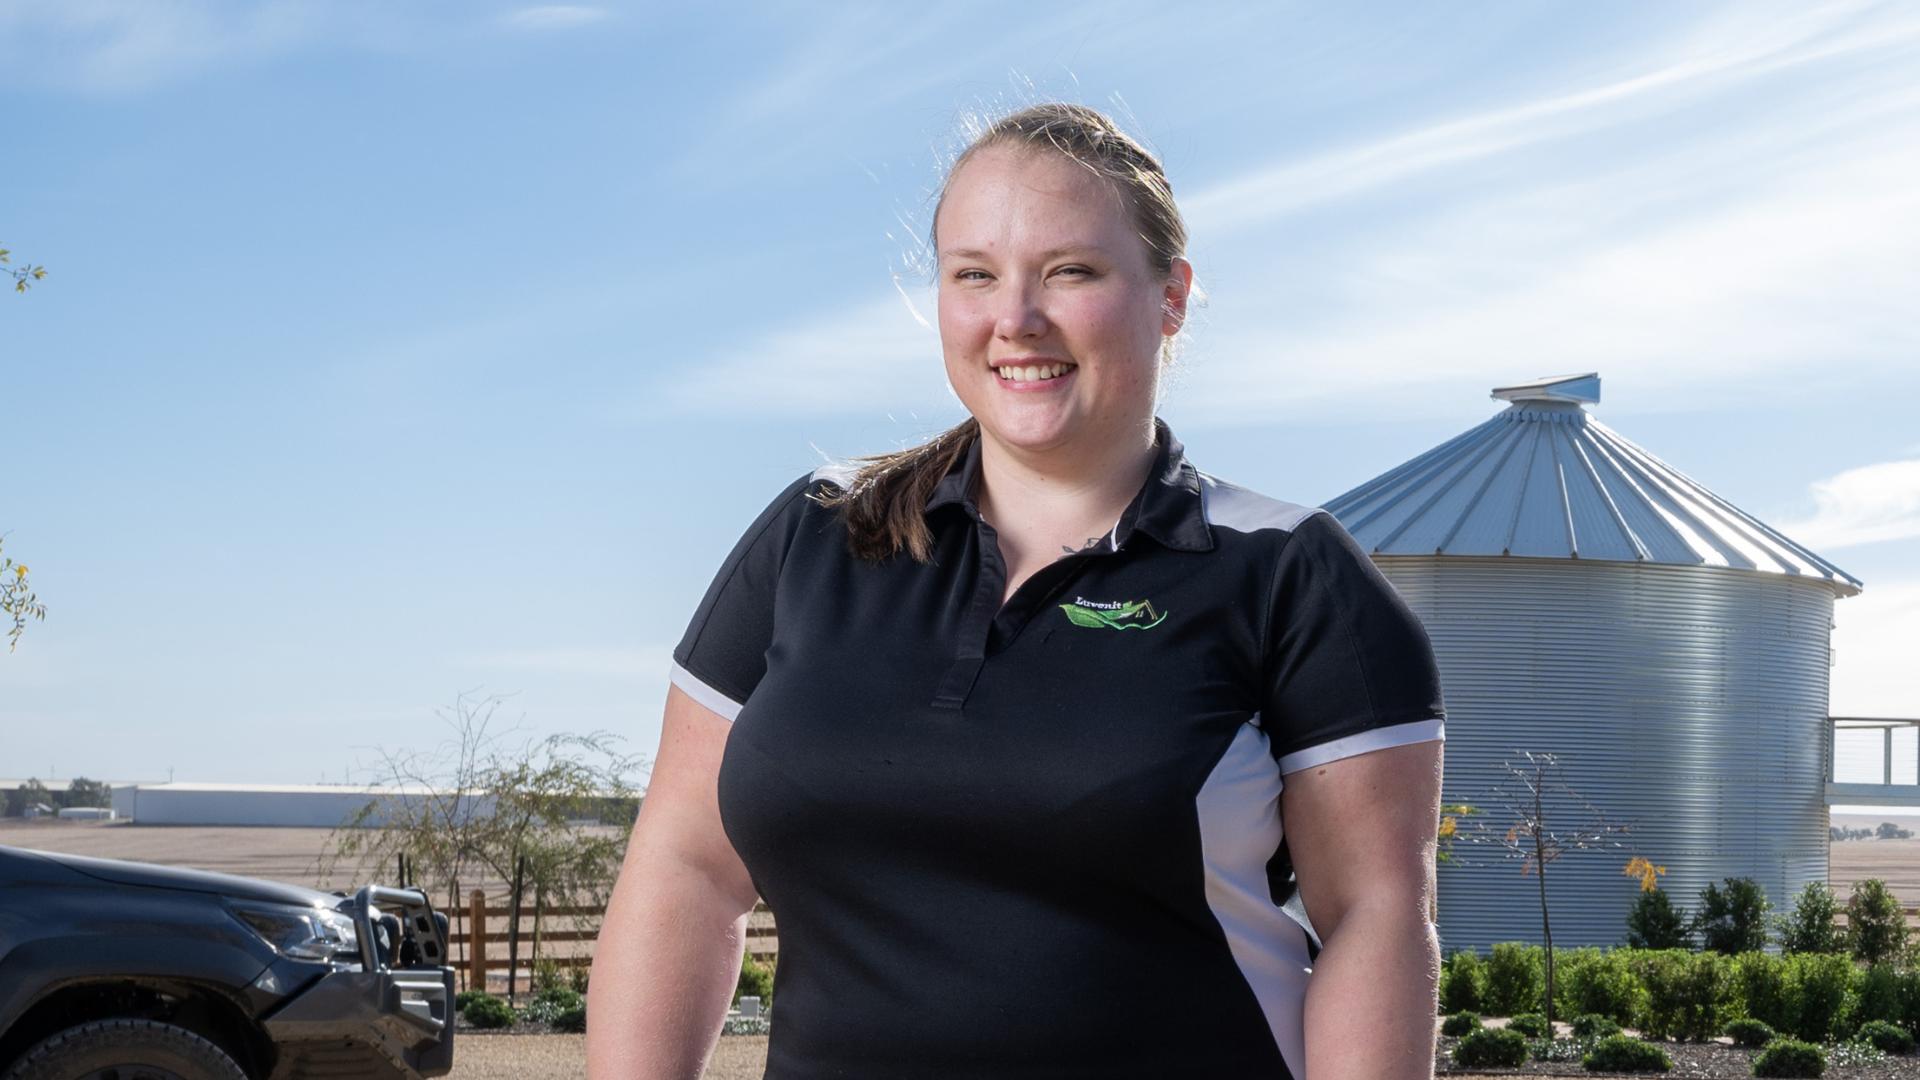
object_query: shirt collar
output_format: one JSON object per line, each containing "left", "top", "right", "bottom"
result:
{"left": 922, "top": 417, "right": 1214, "bottom": 554}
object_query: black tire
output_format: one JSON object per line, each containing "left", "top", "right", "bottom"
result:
{"left": 1, "top": 1018, "right": 249, "bottom": 1080}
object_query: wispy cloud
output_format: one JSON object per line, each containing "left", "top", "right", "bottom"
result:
{"left": 649, "top": 288, "right": 952, "bottom": 418}
{"left": 498, "top": 6, "right": 608, "bottom": 31}
{"left": 1776, "top": 460, "right": 1920, "bottom": 551}
{"left": 664, "top": 2, "right": 1920, "bottom": 421}
{"left": 0, "top": 0, "right": 338, "bottom": 92}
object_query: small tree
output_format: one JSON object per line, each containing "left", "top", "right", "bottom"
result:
{"left": 1691, "top": 877, "right": 1771, "bottom": 955}
{"left": 1469, "top": 751, "right": 1631, "bottom": 1030}
{"left": 59, "top": 777, "right": 111, "bottom": 811}
{"left": 1777, "top": 881, "right": 1844, "bottom": 955}
{"left": 318, "top": 690, "right": 645, "bottom": 990}
{"left": 1845, "top": 879, "right": 1909, "bottom": 966}
{"left": 1626, "top": 887, "right": 1692, "bottom": 949}
{"left": 5, "top": 779, "right": 52, "bottom": 818}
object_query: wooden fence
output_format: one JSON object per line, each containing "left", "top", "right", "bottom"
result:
{"left": 445, "top": 891, "right": 778, "bottom": 994}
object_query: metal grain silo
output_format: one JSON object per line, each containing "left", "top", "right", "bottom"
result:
{"left": 1324, "top": 373, "right": 1862, "bottom": 953}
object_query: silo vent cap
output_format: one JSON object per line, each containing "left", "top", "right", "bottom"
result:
{"left": 1491, "top": 372, "right": 1601, "bottom": 406}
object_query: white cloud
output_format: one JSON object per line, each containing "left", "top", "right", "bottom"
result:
{"left": 1776, "top": 460, "right": 1920, "bottom": 551}
{"left": 498, "top": 6, "right": 608, "bottom": 31}
{"left": 0, "top": 0, "right": 333, "bottom": 92}
{"left": 666, "top": 2, "right": 1920, "bottom": 421}
{"left": 1832, "top": 577, "right": 1920, "bottom": 718}
{"left": 1181, "top": 2, "right": 1919, "bottom": 234}
{"left": 652, "top": 288, "right": 953, "bottom": 418}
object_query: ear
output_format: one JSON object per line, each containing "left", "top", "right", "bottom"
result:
{"left": 1160, "top": 257, "right": 1194, "bottom": 337}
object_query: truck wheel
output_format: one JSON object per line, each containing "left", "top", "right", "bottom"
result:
{"left": 2, "top": 1018, "right": 250, "bottom": 1080}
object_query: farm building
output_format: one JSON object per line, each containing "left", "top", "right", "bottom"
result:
{"left": 110, "top": 782, "right": 495, "bottom": 828}
{"left": 1323, "top": 372, "right": 1861, "bottom": 953}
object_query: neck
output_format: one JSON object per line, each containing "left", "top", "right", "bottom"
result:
{"left": 973, "top": 418, "right": 1160, "bottom": 542}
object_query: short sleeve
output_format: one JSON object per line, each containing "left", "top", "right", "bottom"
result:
{"left": 669, "top": 472, "right": 816, "bottom": 721}
{"left": 1262, "top": 510, "right": 1446, "bottom": 775}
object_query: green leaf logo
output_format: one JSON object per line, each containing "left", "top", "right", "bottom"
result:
{"left": 1058, "top": 597, "right": 1168, "bottom": 631}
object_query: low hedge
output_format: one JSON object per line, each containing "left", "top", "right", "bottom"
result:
{"left": 1581, "top": 1034, "right": 1671, "bottom": 1073}
{"left": 1440, "top": 1011, "right": 1482, "bottom": 1037}
{"left": 1508, "top": 1012, "right": 1549, "bottom": 1038}
{"left": 1752, "top": 1038, "right": 1826, "bottom": 1078}
{"left": 1451, "top": 1027, "right": 1528, "bottom": 1069}
{"left": 1856, "top": 1019, "right": 1915, "bottom": 1055}
{"left": 1724, "top": 1017, "right": 1777, "bottom": 1047}
{"left": 1570, "top": 1013, "right": 1622, "bottom": 1040}
{"left": 463, "top": 993, "right": 515, "bottom": 1029}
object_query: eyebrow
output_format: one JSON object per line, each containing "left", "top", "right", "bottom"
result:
{"left": 939, "top": 246, "right": 1102, "bottom": 262}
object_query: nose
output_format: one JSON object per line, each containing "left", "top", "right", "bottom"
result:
{"left": 993, "top": 280, "right": 1048, "bottom": 342}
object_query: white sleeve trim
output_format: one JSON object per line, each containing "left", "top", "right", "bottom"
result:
{"left": 669, "top": 660, "right": 745, "bottom": 722}
{"left": 1277, "top": 716, "right": 1444, "bottom": 775}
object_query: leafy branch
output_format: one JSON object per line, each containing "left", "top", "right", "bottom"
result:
{"left": 1, "top": 243, "right": 47, "bottom": 294}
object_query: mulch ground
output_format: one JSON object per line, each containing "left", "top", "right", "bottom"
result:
{"left": 1439, "top": 1021, "right": 1920, "bottom": 1077}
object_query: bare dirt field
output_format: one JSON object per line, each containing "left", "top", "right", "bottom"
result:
{"left": 1832, "top": 836, "right": 1920, "bottom": 908}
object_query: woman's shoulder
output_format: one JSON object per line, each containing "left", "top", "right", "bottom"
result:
{"left": 1192, "top": 469, "right": 1331, "bottom": 540}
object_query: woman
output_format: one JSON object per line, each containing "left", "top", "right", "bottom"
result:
{"left": 588, "top": 103, "right": 1446, "bottom": 1080}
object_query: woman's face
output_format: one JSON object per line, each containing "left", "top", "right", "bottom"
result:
{"left": 935, "top": 145, "right": 1189, "bottom": 460}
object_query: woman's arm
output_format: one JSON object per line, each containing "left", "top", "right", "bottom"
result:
{"left": 586, "top": 685, "right": 761, "bottom": 1080}
{"left": 1282, "top": 738, "right": 1445, "bottom": 1080}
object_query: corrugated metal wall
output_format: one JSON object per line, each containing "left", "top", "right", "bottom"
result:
{"left": 1379, "top": 556, "right": 1835, "bottom": 954}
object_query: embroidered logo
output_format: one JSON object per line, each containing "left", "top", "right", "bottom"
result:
{"left": 1058, "top": 596, "right": 1168, "bottom": 631}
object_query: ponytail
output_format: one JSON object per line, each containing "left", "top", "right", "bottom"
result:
{"left": 812, "top": 418, "right": 978, "bottom": 563}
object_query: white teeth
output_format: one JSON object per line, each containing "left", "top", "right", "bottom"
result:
{"left": 998, "top": 363, "right": 1073, "bottom": 382}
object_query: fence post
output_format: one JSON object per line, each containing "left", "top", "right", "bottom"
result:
{"left": 469, "top": 888, "right": 488, "bottom": 994}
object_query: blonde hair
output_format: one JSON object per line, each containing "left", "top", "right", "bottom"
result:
{"left": 818, "top": 103, "right": 1192, "bottom": 563}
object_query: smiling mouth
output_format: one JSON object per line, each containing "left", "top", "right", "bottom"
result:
{"left": 995, "top": 361, "right": 1077, "bottom": 383}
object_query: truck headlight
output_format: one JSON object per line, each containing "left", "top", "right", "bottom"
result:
{"left": 232, "top": 901, "right": 361, "bottom": 965}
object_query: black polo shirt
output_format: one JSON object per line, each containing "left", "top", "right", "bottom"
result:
{"left": 670, "top": 417, "right": 1445, "bottom": 1079}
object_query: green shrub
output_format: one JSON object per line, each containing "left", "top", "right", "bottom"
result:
{"left": 551, "top": 1003, "right": 587, "bottom": 1033}
{"left": 1508, "top": 1012, "right": 1549, "bottom": 1038}
{"left": 1781, "top": 952, "right": 1855, "bottom": 1043}
{"left": 568, "top": 964, "right": 590, "bottom": 995}
{"left": 1571, "top": 1013, "right": 1623, "bottom": 1040}
{"left": 463, "top": 993, "right": 516, "bottom": 1029}
{"left": 454, "top": 989, "right": 489, "bottom": 1015}
{"left": 1439, "top": 949, "right": 1485, "bottom": 1014}
{"left": 1631, "top": 949, "right": 1729, "bottom": 1041}
{"left": 1580, "top": 1034, "right": 1671, "bottom": 1073}
{"left": 1626, "top": 888, "right": 1691, "bottom": 949}
{"left": 1559, "top": 947, "right": 1641, "bottom": 1025}
{"left": 1777, "top": 881, "right": 1844, "bottom": 955}
{"left": 1691, "top": 877, "right": 1771, "bottom": 955}
{"left": 1440, "top": 1011, "right": 1482, "bottom": 1037}
{"left": 1856, "top": 1019, "right": 1915, "bottom": 1055}
{"left": 1846, "top": 879, "right": 1909, "bottom": 967}
{"left": 1724, "top": 1017, "right": 1778, "bottom": 1047}
{"left": 524, "top": 987, "right": 584, "bottom": 1026}
{"left": 735, "top": 953, "right": 773, "bottom": 1006}
{"left": 532, "top": 956, "right": 566, "bottom": 993}
{"left": 1451, "top": 1027, "right": 1528, "bottom": 1068}
{"left": 1733, "top": 952, "right": 1792, "bottom": 1034}
{"left": 1484, "top": 942, "right": 1545, "bottom": 1016}
{"left": 1751, "top": 1038, "right": 1826, "bottom": 1078}
{"left": 1854, "top": 963, "right": 1903, "bottom": 1029}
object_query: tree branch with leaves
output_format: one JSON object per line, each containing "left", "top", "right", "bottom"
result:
{"left": 1, "top": 243, "right": 47, "bottom": 293}
{"left": 1, "top": 536, "right": 46, "bottom": 652}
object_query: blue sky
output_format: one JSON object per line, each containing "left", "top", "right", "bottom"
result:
{"left": 3, "top": 1, "right": 1917, "bottom": 786}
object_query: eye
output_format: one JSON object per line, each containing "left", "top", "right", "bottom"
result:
{"left": 952, "top": 268, "right": 992, "bottom": 283}
{"left": 1052, "top": 265, "right": 1095, "bottom": 279}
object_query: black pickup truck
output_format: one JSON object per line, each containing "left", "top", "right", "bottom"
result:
{"left": 0, "top": 844, "right": 455, "bottom": 1080}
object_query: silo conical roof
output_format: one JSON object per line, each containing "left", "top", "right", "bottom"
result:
{"left": 1323, "top": 373, "right": 1861, "bottom": 596}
